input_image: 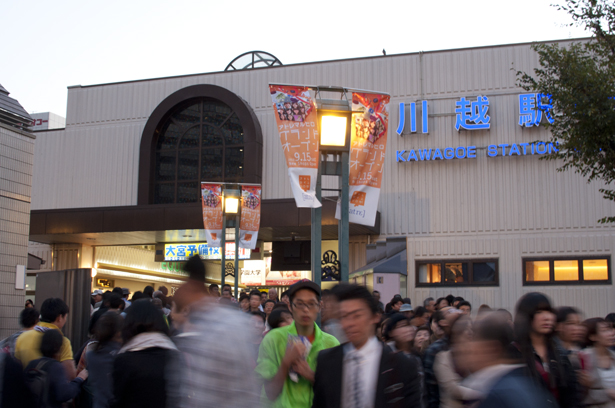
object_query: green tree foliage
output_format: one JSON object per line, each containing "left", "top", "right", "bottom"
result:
{"left": 517, "top": 0, "right": 615, "bottom": 222}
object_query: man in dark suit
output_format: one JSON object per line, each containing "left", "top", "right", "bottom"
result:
{"left": 312, "top": 284, "right": 421, "bottom": 408}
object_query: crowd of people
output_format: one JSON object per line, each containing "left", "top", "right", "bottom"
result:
{"left": 2, "top": 254, "right": 615, "bottom": 408}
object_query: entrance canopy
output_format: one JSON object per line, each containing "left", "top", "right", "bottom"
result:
{"left": 350, "top": 250, "right": 407, "bottom": 279}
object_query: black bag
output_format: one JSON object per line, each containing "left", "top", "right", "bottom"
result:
{"left": 25, "top": 359, "right": 52, "bottom": 408}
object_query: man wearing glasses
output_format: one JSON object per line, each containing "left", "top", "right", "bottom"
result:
{"left": 255, "top": 279, "right": 340, "bottom": 408}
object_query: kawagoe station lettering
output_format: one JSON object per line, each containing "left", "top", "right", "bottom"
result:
{"left": 396, "top": 93, "right": 557, "bottom": 163}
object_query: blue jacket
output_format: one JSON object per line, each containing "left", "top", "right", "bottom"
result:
{"left": 478, "top": 367, "right": 558, "bottom": 408}
{"left": 25, "top": 357, "right": 84, "bottom": 408}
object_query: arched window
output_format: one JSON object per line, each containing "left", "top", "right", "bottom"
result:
{"left": 138, "top": 84, "right": 263, "bottom": 205}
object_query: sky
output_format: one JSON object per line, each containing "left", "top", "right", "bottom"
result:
{"left": 2, "top": 0, "right": 589, "bottom": 117}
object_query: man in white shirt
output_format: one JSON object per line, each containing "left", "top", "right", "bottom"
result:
{"left": 312, "top": 284, "right": 422, "bottom": 408}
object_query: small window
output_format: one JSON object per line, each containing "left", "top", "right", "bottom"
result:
{"left": 416, "top": 259, "right": 498, "bottom": 287}
{"left": 523, "top": 257, "right": 611, "bottom": 285}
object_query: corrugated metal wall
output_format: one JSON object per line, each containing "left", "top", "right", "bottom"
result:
{"left": 0, "top": 124, "right": 34, "bottom": 338}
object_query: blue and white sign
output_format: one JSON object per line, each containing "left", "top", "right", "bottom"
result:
{"left": 455, "top": 96, "right": 490, "bottom": 131}
{"left": 519, "top": 93, "right": 554, "bottom": 127}
{"left": 396, "top": 101, "right": 428, "bottom": 135}
{"left": 164, "top": 242, "right": 250, "bottom": 261}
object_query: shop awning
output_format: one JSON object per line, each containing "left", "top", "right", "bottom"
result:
{"left": 350, "top": 250, "right": 407, "bottom": 279}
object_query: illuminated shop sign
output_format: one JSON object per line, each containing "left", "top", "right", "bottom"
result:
{"left": 164, "top": 242, "right": 250, "bottom": 261}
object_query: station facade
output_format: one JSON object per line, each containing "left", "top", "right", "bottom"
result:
{"left": 28, "top": 39, "right": 615, "bottom": 317}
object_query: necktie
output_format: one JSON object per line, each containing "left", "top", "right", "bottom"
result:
{"left": 350, "top": 352, "right": 363, "bottom": 408}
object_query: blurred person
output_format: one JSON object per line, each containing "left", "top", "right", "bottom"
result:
{"left": 280, "top": 290, "right": 290, "bottom": 306}
{"left": 0, "top": 307, "right": 39, "bottom": 356}
{"left": 430, "top": 313, "right": 445, "bottom": 343}
{"left": 556, "top": 307, "right": 584, "bottom": 367}
{"left": 153, "top": 291, "right": 171, "bottom": 315}
{"left": 578, "top": 318, "right": 615, "bottom": 407}
{"left": 90, "top": 293, "right": 123, "bottom": 335}
{"left": 260, "top": 291, "right": 268, "bottom": 307}
{"left": 424, "top": 307, "right": 463, "bottom": 408}
{"left": 158, "top": 286, "right": 169, "bottom": 297}
{"left": 457, "top": 301, "right": 472, "bottom": 316}
{"left": 25, "top": 299, "right": 34, "bottom": 308}
{"left": 267, "top": 309, "right": 293, "bottom": 331}
{"left": 112, "top": 299, "right": 179, "bottom": 408}
{"left": 205, "top": 283, "right": 217, "bottom": 297}
{"left": 445, "top": 295, "right": 456, "bottom": 308}
{"left": 92, "top": 289, "right": 104, "bottom": 310}
{"left": 312, "top": 284, "right": 421, "bottom": 408}
{"left": 403, "top": 297, "right": 412, "bottom": 305}
{"left": 436, "top": 297, "right": 450, "bottom": 310}
{"left": 250, "top": 312, "right": 267, "bottom": 357}
{"left": 268, "top": 287, "right": 279, "bottom": 302}
{"left": 24, "top": 329, "right": 88, "bottom": 407}
{"left": 434, "top": 316, "right": 480, "bottom": 408}
{"left": 477, "top": 304, "right": 492, "bottom": 316}
{"left": 373, "top": 290, "right": 385, "bottom": 311}
{"left": 142, "top": 285, "right": 154, "bottom": 299}
{"left": 497, "top": 308, "right": 514, "bottom": 328}
{"left": 400, "top": 303, "right": 414, "bottom": 317}
{"left": 249, "top": 289, "right": 263, "bottom": 312}
{"left": 424, "top": 297, "right": 436, "bottom": 314}
{"left": 221, "top": 287, "right": 233, "bottom": 300}
{"left": 170, "top": 268, "right": 207, "bottom": 337}
{"left": 461, "top": 312, "right": 556, "bottom": 408}
{"left": 385, "top": 313, "right": 416, "bottom": 355}
{"left": 255, "top": 280, "right": 339, "bottom": 408}
{"left": 511, "top": 292, "right": 579, "bottom": 408}
{"left": 121, "top": 288, "right": 131, "bottom": 309}
{"left": 606, "top": 313, "right": 615, "bottom": 328}
{"left": 15, "top": 298, "right": 75, "bottom": 379}
{"left": 387, "top": 295, "right": 404, "bottom": 317}
{"left": 1, "top": 350, "right": 35, "bottom": 408}
{"left": 321, "top": 288, "right": 347, "bottom": 343}
{"left": 414, "top": 325, "right": 432, "bottom": 357}
{"left": 239, "top": 293, "right": 250, "bottom": 312}
{"left": 264, "top": 299, "right": 275, "bottom": 318}
{"left": 453, "top": 297, "right": 464, "bottom": 308}
{"left": 130, "top": 291, "right": 144, "bottom": 302}
{"left": 87, "top": 312, "right": 123, "bottom": 408}
{"left": 411, "top": 306, "right": 429, "bottom": 327}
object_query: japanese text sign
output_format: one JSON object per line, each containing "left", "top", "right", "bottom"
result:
{"left": 164, "top": 242, "right": 250, "bottom": 261}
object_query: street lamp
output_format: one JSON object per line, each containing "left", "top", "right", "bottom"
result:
{"left": 311, "top": 95, "right": 352, "bottom": 288}
{"left": 220, "top": 186, "right": 241, "bottom": 298}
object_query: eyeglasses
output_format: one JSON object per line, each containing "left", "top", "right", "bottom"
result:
{"left": 292, "top": 302, "right": 320, "bottom": 311}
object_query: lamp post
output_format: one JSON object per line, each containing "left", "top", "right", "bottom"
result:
{"left": 221, "top": 186, "right": 241, "bottom": 298}
{"left": 312, "top": 94, "right": 352, "bottom": 286}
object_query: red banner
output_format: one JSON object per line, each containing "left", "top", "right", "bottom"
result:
{"left": 201, "top": 183, "right": 223, "bottom": 247}
{"left": 239, "top": 185, "right": 261, "bottom": 249}
{"left": 269, "top": 85, "right": 321, "bottom": 208}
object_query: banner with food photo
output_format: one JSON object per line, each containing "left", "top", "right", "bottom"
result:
{"left": 200, "top": 182, "right": 224, "bottom": 247}
{"left": 336, "top": 92, "right": 390, "bottom": 227}
{"left": 239, "top": 184, "right": 261, "bottom": 250}
{"left": 269, "top": 84, "right": 321, "bottom": 208}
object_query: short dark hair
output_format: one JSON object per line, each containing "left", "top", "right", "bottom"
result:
{"left": 454, "top": 296, "right": 465, "bottom": 303}
{"left": 584, "top": 317, "right": 609, "bottom": 346}
{"left": 94, "top": 311, "right": 123, "bottom": 351}
{"left": 112, "top": 287, "right": 124, "bottom": 297}
{"left": 222, "top": 284, "right": 231, "bottom": 290}
{"left": 268, "top": 309, "right": 292, "bottom": 330}
{"left": 131, "top": 291, "right": 144, "bottom": 301}
{"left": 606, "top": 313, "right": 615, "bottom": 325}
{"left": 473, "top": 312, "right": 514, "bottom": 351}
{"left": 445, "top": 295, "right": 455, "bottom": 306}
{"left": 222, "top": 288, "right": 232, "bottom": 295}
{"left": 40, "top": 298, "right": 69, "bottom": 323}
{"left": 40, "top": 329, "right": 64, "bottom": 358}
{"left": 457, "top": 301, "right": 472, "bottom": 310}
{"left": 372, "top": 290, "right": 380, "bottom": 295}
{"left": 335, "top": 284, "right": 379, "bottom": 314}
{"left": 122, "top": 299, "right": 169, "bottom": 343}
{"left": 556, "top": 306, "right": 580, "bottom": 324}
{"left": 260, "top": 292, "right": 267, "bottom": 297}
{"left": 249, "top": 289, "right": 262, "bottom": 299}
{"left": 143, "top": 286, "right": 155, "bottom": 298}
{"left": 264, "top": 299, "right": 276, "bottom": 306}
{"left": 20, "top": 308, "right": 39, "bottom": 328}
{"left": 423, "top": 297, "right": 434, "bottom": 307}
{"left": 280, "top": 291, "right": 289, "bottom": 299}
{"left": 403, "top": 297, "right": 411, "bottom": 305}
{"left": 412, "top": 306, "right": 427, "bottom": 318}
{"left": 239, "top": 294, "right": 249, "bottom": 303}
{"left": 273, "top": 302, "right": 290, "bottom": 311}
{"left": 250, "top": 311, "right": 266, "bottom": 323}
{"left": 108, "top": 294, "right": 123, "bottom": 309}
{"left": 435, "top": 297, "right": 448, "bottom": 307}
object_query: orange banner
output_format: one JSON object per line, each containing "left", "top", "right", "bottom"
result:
{"left": 239, "top": 185, "right": 261, "bottom": 250}
{"left": 337, "top": 92, "right": 390, "bottom": 227}
{"left": 201, "top": 183, "right": 223, "bottom": 247}
{"left": 269, "top": 85, "right": 321, "bottom": 208}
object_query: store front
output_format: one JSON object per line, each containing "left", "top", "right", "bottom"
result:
{"left": 27, "top": 41, "right": 615, "bottom": 317}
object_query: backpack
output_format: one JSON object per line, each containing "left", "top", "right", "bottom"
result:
{"left": 25, "top": 359, "right": 52, "bottom": 408}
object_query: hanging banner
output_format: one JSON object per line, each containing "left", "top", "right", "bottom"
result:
{"left": 269, "top": 85, "right": 321, "bottom": 208}
{"left": 201, "top": 183, "right": 223, "bottom": 247}
{"left": 239, "top": 185, "right": 261, "bottom": 249}
{"left": 336, "top": 92, "right": 390, "bottom": 227}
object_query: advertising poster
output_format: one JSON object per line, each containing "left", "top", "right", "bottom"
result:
{"left": 200, "top": 182, "right": 223, "bottom": 247}
{"left": 239, "top": 185, "right": 261, "bottom": 250}
{"left": 269, "top": 85, "right": 321, "bottom": 208}
{"left": 336, "top": 92, "right": 390, "bottom": 227}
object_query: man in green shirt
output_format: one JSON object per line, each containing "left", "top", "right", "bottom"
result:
{"left": 255, "top": 279, "right": 340, "bottom": 408}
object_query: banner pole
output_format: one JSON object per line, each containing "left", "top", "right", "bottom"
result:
{"left": 311, "top": 153, "right": 322, "bottom": 288}
{"left": 221, "top": 214, "right": 226, "bottom": 288}
{"left": 339, "top": 151, "right": 350, "bottom": 282}
{"left": 234, "top": 221, "right": 240, "bottom": 299}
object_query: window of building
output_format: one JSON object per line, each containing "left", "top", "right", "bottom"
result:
{"left": 416, "top": 259, "right": 498, "bottom": 287}
{"left": 153, "top": 99, "right": 245, "bottom": 204}
{"left": 524, "top": 256, "right": 611, "bottom": 285}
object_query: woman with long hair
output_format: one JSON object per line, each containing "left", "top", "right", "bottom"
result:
{"left": 112, "top": 299, "right": 180, "bottom": 408}
{"left": 87, "top": 311, "right": 123, "bottom": 408}
{"left": 513, "top": 292, "right": 580, "bottom": 408}
{"left": 578, "top": 318, "right": 615, "bottom": 407}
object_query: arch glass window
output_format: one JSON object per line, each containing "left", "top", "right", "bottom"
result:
{"left": 153, "top": 99, "right": 245, "bottom": 204}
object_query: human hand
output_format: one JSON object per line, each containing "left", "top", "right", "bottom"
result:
{"left": 77, "top": 369, "right": 88, "bottom": 381}
{"left": 292, "top": 360, "right": 314, "bottom": 383}
{"left": 577, "top": 370, "right": 592, "bottom": 388}
{"left": 282, "top": 342, "right": 306, "bottom": 368}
